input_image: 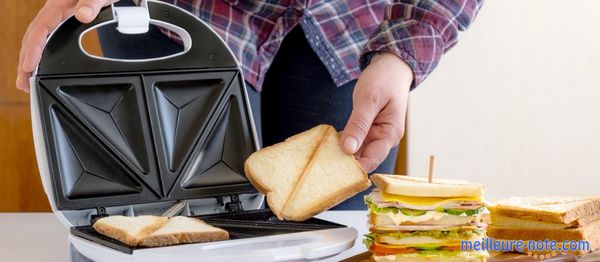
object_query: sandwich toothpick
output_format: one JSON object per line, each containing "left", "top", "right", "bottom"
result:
{"left": 428, "top": 155, "right": 435, "bottom": 183}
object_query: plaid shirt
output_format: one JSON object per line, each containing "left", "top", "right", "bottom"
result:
{"left": 150, "top": 0, "right": 483, "bottom": 90}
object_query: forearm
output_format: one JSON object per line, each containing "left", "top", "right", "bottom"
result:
{"left": 360, "top": 0, "right": 484, "bottom": 88}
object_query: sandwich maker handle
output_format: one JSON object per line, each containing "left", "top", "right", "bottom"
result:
{"left": 36, "top": 0, "right": 238, "bottom": 76}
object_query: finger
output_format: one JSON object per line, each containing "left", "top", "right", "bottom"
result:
{"left": 354, "top": 135, "right": 373, "bottom": 159}
{"left": 16, "top": 70, "right": 32, "bottom": 93}
{"left": 17, "top": 15, "right": 43, "bottom": 91}
{"left": 19, "top": 0, "right": 78, "bottom": 90}
{"left": 17, "top": 35, "right": 34, "bottom": 92}
{"left": 75, "top": 0, "right": 115, "bottom": 23}
{"left": 357, "top": 138, "right": 395, "bottom": 173}
{"left": 22, "top": 4, "right": 71, "bottom": 72}
{"left": 16, "top": 41, "right": 27, "bottom": 91}
{"left": 340, "top": 92, "right": 384, "bottom": 154}
{"left": 23, "top": 24, "right": 50, "bottom": 72}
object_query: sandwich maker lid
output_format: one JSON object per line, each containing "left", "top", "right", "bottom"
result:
{"left": 31, "top": 0, "right": 260, "bottom": 212}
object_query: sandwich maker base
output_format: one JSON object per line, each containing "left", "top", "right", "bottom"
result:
{"left": 69, "top": 209, "right": 355, "bottom": 262}
{"left": 30, "top": 1, "right": 358, "bottom": 261}
{"left": 72, "top": 209, "right": 347, "bottom": 255}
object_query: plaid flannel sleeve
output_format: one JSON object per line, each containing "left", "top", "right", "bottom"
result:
{"left": 360, "top": 0, "right": 484, "bottom": 88}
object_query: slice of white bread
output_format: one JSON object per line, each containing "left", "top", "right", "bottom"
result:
{"left": 140, "top": 216, "right": 228, "bottom": 247}
{"left": 245, "top": 124, "right": 370, "bottom": 221}
{"left": 370, "top": 174, "right": 483, "bottom": 198}
{"left": 489, "top": 195, "right": 600, "bottom": 225}
{"left": 93, "top": 215, "right": 168, "bottom": 246}
{"left": 244, "top": 125, "right": 328, "bottom": 219}
{"left": 94, "top": 216, "right": 229, "bottom": 247}
{"left": 488, "top": 218, "right": 600, "bottom": 255}
{"left": 281, "top": 126, "right": 371, "bottom": 220}
{"left": 490, "top": 213, "right": 599, "bottom": 230}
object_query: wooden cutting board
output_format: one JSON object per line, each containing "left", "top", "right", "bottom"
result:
{"left": 341, "top": 251, "right": 600, "bottom": 262}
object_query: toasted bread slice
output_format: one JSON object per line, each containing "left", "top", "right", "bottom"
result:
{"left": 490, "top": 213, "right": 600, "bottom": 230}
{"left": 140, "top": 216, "right": 229, "bottom": 247}
{"left": 245, "top": 124, "right": 369, "bottom": 221}
{"left": 244, "top": 125, "right": 328, "bottom": 219}
{"left": 93, "top": 215, "right": 168, "bottom": 246}
{"left": 280, "top": 126, "right": 370, "bottom": 220}
{"left": 489, "top": 196, "right": 600, "bottom": 225}
{"left": 488, "top": 218, "right": 600, "bottom": 255}
{"left": 491, "top": 213, "right": 573, "bottom": 230}
{"left": 370, "top": 174, "right": 483, "bottom": 198}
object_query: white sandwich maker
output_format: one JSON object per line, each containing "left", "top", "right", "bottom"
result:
{"left": 29, "top": 1, "right": 357, "bottom": 261}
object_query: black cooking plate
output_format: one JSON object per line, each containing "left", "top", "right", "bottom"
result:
{"left": 71, "top": 209, "right": 346, "bottom": 254}
{"left": 35, "top": 1, "right": 260, "bottom": 210}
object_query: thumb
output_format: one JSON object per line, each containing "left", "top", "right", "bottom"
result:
{"left": 340, "top": 95, "right": 380, "bottom": 155}
{"left": 75, "top": 0, "right": 115, "bottom": 23}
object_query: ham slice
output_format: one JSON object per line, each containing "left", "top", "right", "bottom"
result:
{"left": 369, "top": 191, "right": 483, "bottom": 211}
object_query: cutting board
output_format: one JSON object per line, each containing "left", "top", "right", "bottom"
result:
{"left": 341, "top": 251, "right": 600, "bottom": 262}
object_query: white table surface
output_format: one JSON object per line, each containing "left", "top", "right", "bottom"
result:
{"left": 0, "top": 211, "right": 368, "bottom": 262}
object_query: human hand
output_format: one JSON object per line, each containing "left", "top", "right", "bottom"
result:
{"left": 16, "top": 0, "right": 116, "bottom": 92}
{"left": 340, "top": 53, "right": 413, "bottom": 172}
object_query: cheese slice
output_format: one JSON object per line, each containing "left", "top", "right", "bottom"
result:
{"left": 373, "top": 211, "right": 480, "bottom": 227}
{"left": 380, "top": 191, "right": 482, "bottom": 206}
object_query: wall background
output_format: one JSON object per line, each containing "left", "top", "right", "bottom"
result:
{"left": 0, "top": 0, "right": 50, "bottom": 211}
{"left": 406, "top": 0, "right": 600, "bottom": 200}
{"left": 0, "top": 0, "right": 103, "bottom": 211}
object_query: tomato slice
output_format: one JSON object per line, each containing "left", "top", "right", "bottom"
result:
{"left": 441, "top": 245, "right": 461, "bottom": 251}
{"left": 370, "top": 243, "right": 417, "bottom": 256}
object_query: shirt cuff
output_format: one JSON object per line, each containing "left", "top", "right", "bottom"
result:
{"left": 360, "top": 19, "right": 445, "bottom": 89}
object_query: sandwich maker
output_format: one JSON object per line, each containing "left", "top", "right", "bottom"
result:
{"left": 30, "top": 1, "right": 357, "bottom": 261}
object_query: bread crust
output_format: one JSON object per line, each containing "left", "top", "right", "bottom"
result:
{"left": 490, "top": 197, "right": 600, "bottom": 225}
{"left": 93, "top": 216, "right": 168, "bottom": 246}
{"left": 244, "top": 162, "right": 280, "bottom": 218}
{"left": 140, "top": 229, "right": 228, "bottom": 247}
{"left": 370, "top": 174, "right": 483, "bottom": 198}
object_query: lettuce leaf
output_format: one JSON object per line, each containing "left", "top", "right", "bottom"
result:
{"left": 363, "top": 234, "right": 375, "bottom": 249}
{"left": 442, "top": 207, "right": 485, "bottom": 216}
{"left": 365, "top": 228, "right": 484, "bottom": 241}
{"left": 365, "top": 196, "right": 485, "bottom": 216}
{"left": 365, "top": 196, "right": 401, "bottom": 214}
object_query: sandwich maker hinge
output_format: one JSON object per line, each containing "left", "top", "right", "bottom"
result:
{"left": 224, "top": 194, "right": 243, "bottom": 213}
{"left": 90, "top": 207, "right": 108, "bottom": 225}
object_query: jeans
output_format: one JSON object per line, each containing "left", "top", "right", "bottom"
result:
{"left": 98, "top": 23, "right": 398, "bottom": 210}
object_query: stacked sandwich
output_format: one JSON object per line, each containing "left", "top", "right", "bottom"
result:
{"left": 488, "top": 196, "right": 600, "bottom": 255}
{"left": 364, "top": 174, "right": 489, "bottom": 262}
